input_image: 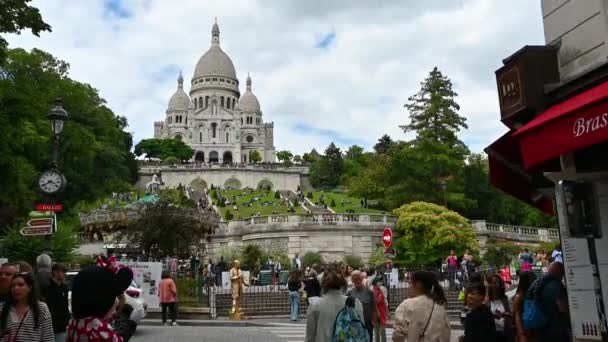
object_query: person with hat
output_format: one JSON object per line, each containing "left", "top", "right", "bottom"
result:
{"left": 43, "top": 263, "right": 70, "bottom": 342}
{"left": 66, "top": 258, "right": 133, "bottom": 342}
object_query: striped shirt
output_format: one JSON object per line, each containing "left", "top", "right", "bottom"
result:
{"left": 0, "top": 302, "right": 54, "bottom": 342}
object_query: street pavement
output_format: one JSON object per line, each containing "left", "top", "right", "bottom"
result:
{"left": 132, "top": 323, "right": 464, "bottom": 342}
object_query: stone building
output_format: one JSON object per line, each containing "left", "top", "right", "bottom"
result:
{"left": 153, "top": 20, "right": 276, "bottom": 163}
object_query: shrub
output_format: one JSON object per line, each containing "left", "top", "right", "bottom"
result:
{"left": 297, "top": 186, "right": 301, "bottom": 191}
{"left": 274, "top": 191, "right": 281, "bottom": 199}
{"left": 162, "top": 156, "right": 179, "bottom": 165}
{"left": 294, "top": 199, "right": 299, "bottom": 207}
{"left": 225, "top": 209, "right": 233, "bottom": 221}
{"left": 242, "top": 244, "right": 265, "bottom": 274}
{"left": 307, "top": 192, "right": 313, "bottom": 199}
{"left": 343, "top": 254, "right": 363, "bottom": 270}
{"left": 330, "top": 199, "right": 336, "bottom": 207}
{"left": 303, "top": 251, "right": 324, "bottom": 268}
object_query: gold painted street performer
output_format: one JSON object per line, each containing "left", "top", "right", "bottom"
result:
{"left": 229, "top": 260, "right": 247, "bottom": 319}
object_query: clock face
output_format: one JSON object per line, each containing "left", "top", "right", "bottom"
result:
{"left": 39, "top": 170, "right": 64, "bottom": 194}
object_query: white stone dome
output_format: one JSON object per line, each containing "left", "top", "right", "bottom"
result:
{"left": 193, "top": 21, "right": 237, "bottom": 80}
{"left": 239, "top": 74, "right": 260, "bottom": 113}
{"left": 168, "top": 73, "right": 190, "bottom": 111}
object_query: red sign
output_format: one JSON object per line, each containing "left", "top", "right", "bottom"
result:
{"left": 382, "top": 228, "right": 392, "bottom": 248}
{"left": 35, "top": 203, "right": 63, "bottom": 212}
{"left": 515, "top": 81, "right": 608, "bottom": 169}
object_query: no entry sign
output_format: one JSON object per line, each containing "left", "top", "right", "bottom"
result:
{"left": 382, "top": 228, "right": 392, "bottom": 248}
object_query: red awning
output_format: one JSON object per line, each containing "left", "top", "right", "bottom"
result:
{"left": 485, "top": 132, "right": 554, "bottom": 215}
{"left": 514, "top": 81, "right": 608, "bottom": 169}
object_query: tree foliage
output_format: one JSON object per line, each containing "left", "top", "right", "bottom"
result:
{"left": 393, "top": 201, "right": 478, "bottom": 267}
{"left": 249, "top": 150, "right": 262, "bottom": 163}
{"left": 276, "top": 150, "right": 293, "bottom": 163}
{"left": 302, "top": 251, "right": 324, "bottom": 267}
{"left": 134, "top": 138, "right": 194, "bottom": 162}
{"left": 343, "top": 254, "right": 363, "bottom": 270}
{"left": 121, "top": 201, "right": 218, "bottom": 259}
{"left": 0, "top": 0, "right": 51, "bottom": 62}
{"left": 1, "top": 218, "right": 78, "bottom": 265}
{"left": 241, "top": 244, "right": 264, "bottom": 273}
{"left": 483, "top": 242, "right": 520, "bottom": 267}
{"left": 0, "top": 47, "right": 138, "bottom": 230}
{"left": 373, "top": 135, "right": 394, "bottom": 155}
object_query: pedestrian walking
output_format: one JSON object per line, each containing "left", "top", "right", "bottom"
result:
{"left": 512, "top": 271, "right": 536, "bottom": 342}
{"left": 44, "top": 264, "right": 71, "bottom": 342}
{"left": 66, "top": 263, "right": 133, "bottom": 342}
{"left": 486, "top": 274, "right": 514, "bottom": 342}
{"left": 304, "top": 269, "right": 364, "bottom": 342}
{"left": 288, "top": 271, "right": 302, "bottom": 321}
{"left": 36, "top": 254, "right": 53, "bottom": 299}
{"left": 446, "top": 250, "right": 458, "bottom": 289}
{"left": 0, "top": 272, "right": 54, "bottom": 342}
{"left": 347, "top": 271, "right": 376, "bottom": 340}
{"left": 460, "top": 283, "right": 496, "bottom": 342}
{"left": 159, "top": 271, "right": 178, "bottom": 326}
{"left": 0, "top": 263, "right": 18, "bottom": 303}
{"left": 303, "top": 270, "right": 321, "bottom": 305}
{"left": 371, "top": 277, "right": 388, "bottom": 342}
{"left": 393, "top": 270, "right": 451, "bottom": 342}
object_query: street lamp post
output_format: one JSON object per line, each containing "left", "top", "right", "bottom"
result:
{"left": 440, "top": 179, "right": 448, "bottom": 208}
{"left": 40, "top": 97, "right": 68, "bottom": 254}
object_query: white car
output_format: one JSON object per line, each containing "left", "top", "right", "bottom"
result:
{"left": 66, "top": 272, "right": 147, "bottom": 323}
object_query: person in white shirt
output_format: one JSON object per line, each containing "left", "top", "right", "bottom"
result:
{"left": 551, "top": 244, "right": 563, "bottom": 263}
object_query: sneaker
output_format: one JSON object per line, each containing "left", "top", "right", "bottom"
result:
{"left": 171, "top": 322, "right": 179, "bottom": 326}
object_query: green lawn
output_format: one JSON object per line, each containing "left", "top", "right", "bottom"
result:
{"left": 212, "top": 189, "right": 306, "bottom": 220}
{"left": 305, "top": 191, "right": 388, "bottom": 214}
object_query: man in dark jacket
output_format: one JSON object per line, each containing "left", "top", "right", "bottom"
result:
{"left": 44, "top": 263, "right": 71, "bottom": 340}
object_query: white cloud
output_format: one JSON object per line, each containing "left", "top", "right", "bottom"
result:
{"left": 6, "top": 0, "right": 544, "bottom": 155}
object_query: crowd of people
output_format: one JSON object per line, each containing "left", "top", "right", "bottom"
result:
{"left": 0, "top": 255, "right": 138, "bottom": 342}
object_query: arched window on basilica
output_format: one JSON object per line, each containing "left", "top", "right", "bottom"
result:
{"left": 220, "top": 96, "right": 224, "bottom": 107}
{"left": 227, "top": 98, "right": 231, "bottom": 109}
{"left": 199, "top": 132, "right": 203, "bottom": 142}
{"left": 232, "top": 98, "right": 236, "bottom": 109}
{"left": 205, "top": 96, "right": 209, "bottom": 107}
{"left": 211, "top": 123, "right": 217, "bottom": 138}
{"left": 225, "top": 132, "right": 229, "bottom": 143}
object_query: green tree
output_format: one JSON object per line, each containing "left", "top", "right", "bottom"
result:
{"left": 217, "top": 246, "right": 240, "bottom": 265}
{"left": 393, "top": 201, "right": 478, "bottom": 267}
{"left": 162, "top": 156, "right": 178, "bottom": 165}
{"left": 302, "top": 149, "right": 320, "bottom": 163}
{"left": 1, "top": 219, "right": 78, "bottom": 265}
{"left": 483, "top": 241, "right": 520, "bottom": 267}
{"left": 302, "top": 251, "right": 324, "bottom": 267}
{"left": 225, "top": 209, "right": 233, "bottom": 221}
{"left": 373, "top": 134, "right": 394, "bottom": 155}
{"left": 293, "top": 155, "right": 302, "bottom": 164}
{"left": 249, "top": 150, "right": 262, "bottom": 163}
{"left": 274, "top": 191, "right": 281, "bottom": 199}
{"left": 369, "top": 247, "right": 388, "bottom": 267}
{"left": 134, "top": 138, "right": 193, "bottom": 162}
{"left": 242, "top": 244, "right": 265, "bottom": 273}
{"left": 316, "top": 143, "right": 343, "bottom": 188}
{"left": 0, "top": 0, "right": 51, "bottom": 62}
{"left": 121, "top": 201, "right": 218, "bottom": 259}
{"left": 0, "top": 48, "right": 138, "bottom": 230}
{"left": 343, "top": 254, "right": 363, "bottom": 270}
{"left": 276, "top": 150, "right": 293, "bottom": 163}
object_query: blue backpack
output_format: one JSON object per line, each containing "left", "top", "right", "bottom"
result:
{"left": 522, "top": 279, "right": 553, "bottom": 331}
{"left": 332, "top": 296, "right": 369, "bottom": 342}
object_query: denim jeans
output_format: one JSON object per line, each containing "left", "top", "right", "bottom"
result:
{"left": 289, "top": 291, "right": 299, "bottom": 320}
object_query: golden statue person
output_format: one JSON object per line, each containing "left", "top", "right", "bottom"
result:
{"left": 229, "top": 259, "right": 247, "bottom": 318}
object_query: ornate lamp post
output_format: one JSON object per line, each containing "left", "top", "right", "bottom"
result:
{"left": 38, "top": 97, "right": 68, "bottom": 254}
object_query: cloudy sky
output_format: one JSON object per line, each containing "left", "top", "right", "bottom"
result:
{"left": 7, "top": 0, "right": 545, "bottom": 155}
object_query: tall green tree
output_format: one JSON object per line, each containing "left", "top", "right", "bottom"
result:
{"left": 373, "top": 134, "right": 394, "bottom": 155}
{"left": 400, "top": 67, "right": 470, "bottom": 208}
{"left": 0, "top": 48, "right": 138, "bottom": 230}
{"left": 316, "top": 143, "right": 344, "bottom": 188}
{"left": 134, "top": 138, "right": 194, "bottom": 162}
{"left": 0, "top": 0, "right": 51, "bottom": 62}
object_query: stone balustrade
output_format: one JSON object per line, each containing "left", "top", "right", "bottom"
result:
{"left": 470, "top": 220, "right": 559, "bottom": 243}
{"left": 138, "top": 163, "right": 309, "bottom": 175}
{"left": 221, "top": 213, "right": 396, "bottom": 229}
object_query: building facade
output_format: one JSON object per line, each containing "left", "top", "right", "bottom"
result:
{"left": 153, "top": 20, "right": 276, "bottom": 163}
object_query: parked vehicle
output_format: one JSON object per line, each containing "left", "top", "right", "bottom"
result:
{"left": 66, "top": 271, "right": 147, "bottom": 323}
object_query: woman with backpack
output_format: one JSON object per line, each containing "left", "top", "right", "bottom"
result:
{"left": 485, "top": 274, "right": 514, "bottom": 342}
{"left": 304, "top": 269, "right": 364, "bottom": 342}
{"left": 512, "top": 272, "right": 536, "bottom": 342}
{"left": 393, "top": 270, "right": 451, "bottom": 342}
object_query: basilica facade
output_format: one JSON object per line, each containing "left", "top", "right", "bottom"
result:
{"left": 154, "top": 20, "right": 276, "bottom": 163}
